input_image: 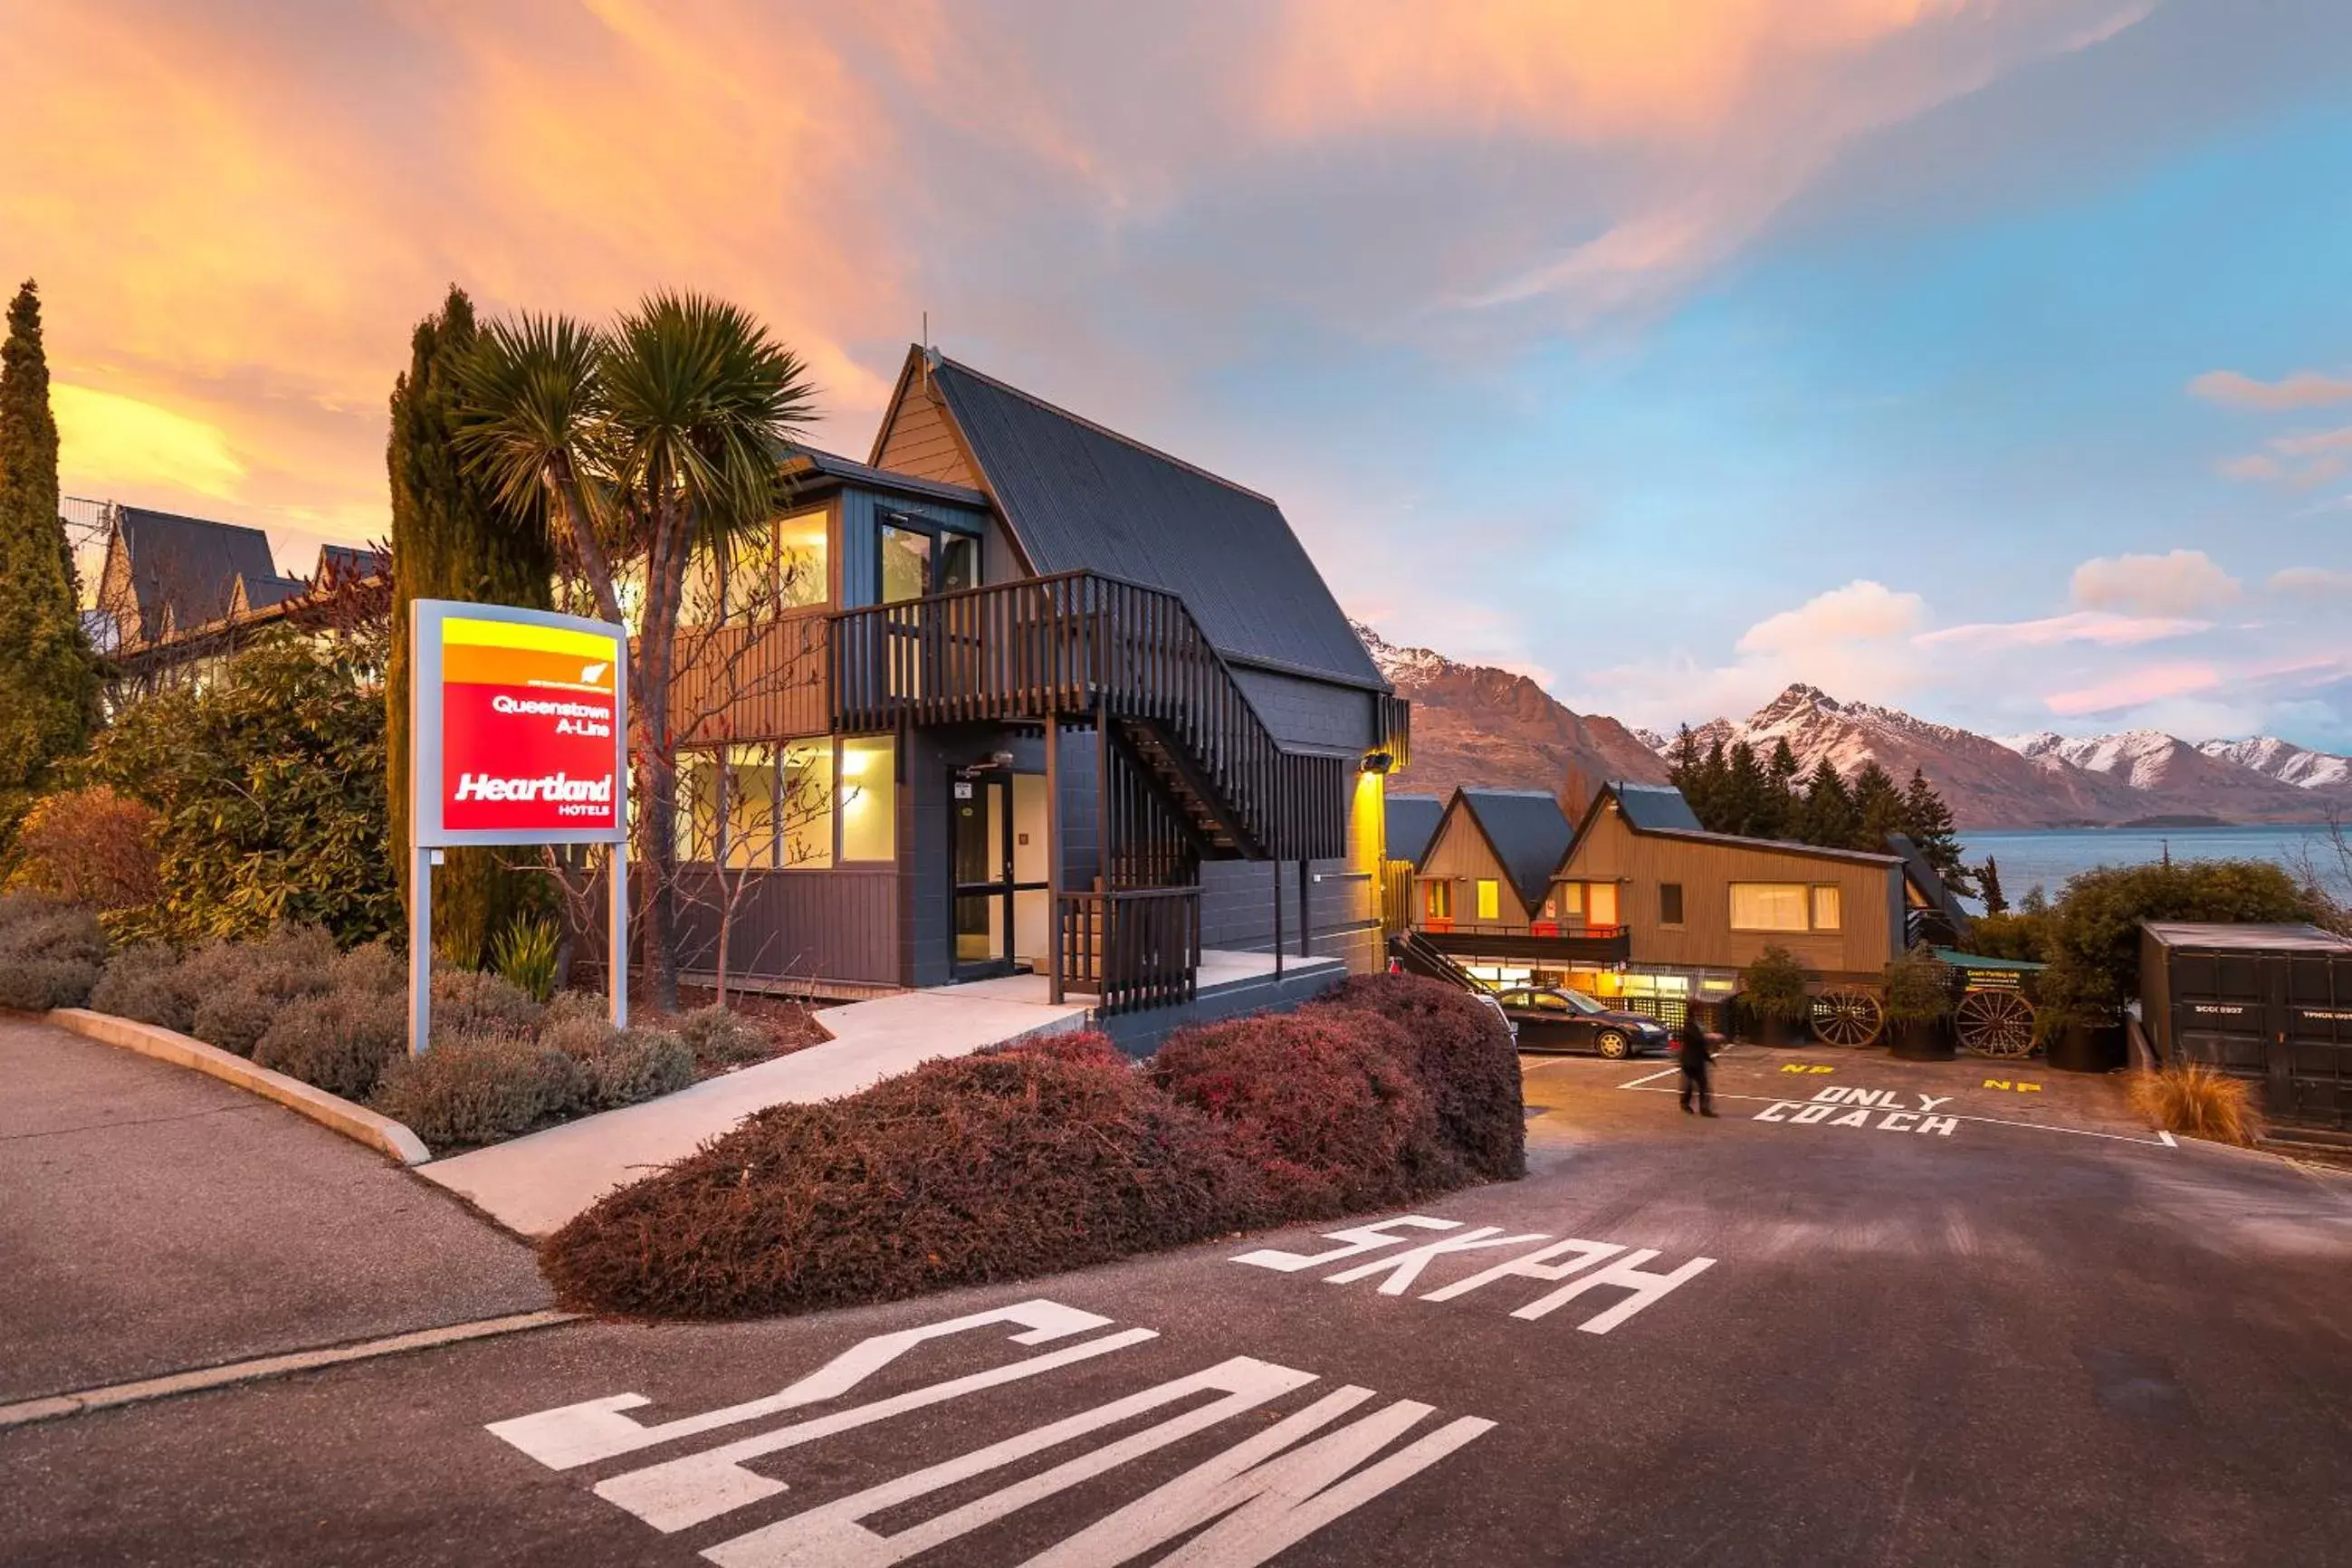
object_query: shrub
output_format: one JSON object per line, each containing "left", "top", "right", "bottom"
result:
{"left": 429, "top": 967, "right": 544, "bottom": 1037}
{"left": 0, "top": 896, "right": 106, "bottom": 1010}
{"left": 89, "top": 942, "right": 193, "bottom": 1030}
{"left": 254, "top": 990, "right": 411, "bottom": 1101}
{"left": 2127, "top": 1062, "right": 2261, "bottom": 1146}
{"left": 1740, "top": 945, "right": 1811, "bottom": 1025}
{"left": 332, "top": 939, "right": 406, "bottom": 998}
{"left": 176, "top": 923, "right": 339, "bottom": 1054}
{"left": 1883, "top": 947, "right": 1955, "bottom": 1024}
{"left": 6, "top": 787, "right": 160, "bottom": 911}
{"left": 2042, "top": 860, "right": 2325, "bottom": 1013}
{"left": 1315, "top": 971, "right": 1525, "bottom": 1181}
{"left": 575, "top": 1026, "right": 696, "bottom": 1110}
{"left": 372, "top": 1029, "right": 590, "bottom": 1151}
{"left": 190, "top": 987, "right": 280, "bottom": 1056}
{"left": 540, "top": 1036, "right": 1258, "bottom": 1319}
{"left": 670, "top": 1004, "right": 775, "bottom": 1074}
{"left": 1150, "top": 1009, "right": 1458, "bottom": 1219}
{"left": 490, "top": 914, "right": 561, "bottom": 1003}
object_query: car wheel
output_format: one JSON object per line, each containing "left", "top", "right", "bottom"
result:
{"left": 1596, "top": 1029, "right": 1630, "bottom": 1059}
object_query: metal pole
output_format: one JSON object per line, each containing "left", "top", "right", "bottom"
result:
{"left": 1047, "top": 715, "right": 1065, "bottom": 1004}
{"left": 1299, "top": 857, "right": 1312, "bottom": 959}
{"left": 408, "top": 846, "right": 433, "bottom": 1056}
{"left": 608, "top": 848, "right": 629, "bottom": 1028}
{"left": 1273, "top": 852, "right": 1285, "bottom": 979}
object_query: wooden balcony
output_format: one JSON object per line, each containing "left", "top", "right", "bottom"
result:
{"left": 669, "top": 609, "right": 829, "bottom": 745}
{"left": 1416, "top": 924, "right": 1633, "bottom": 966}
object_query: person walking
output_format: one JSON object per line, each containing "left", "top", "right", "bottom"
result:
{"left": 1678, "top": 1011, "right": 1716, "bottom": 1116}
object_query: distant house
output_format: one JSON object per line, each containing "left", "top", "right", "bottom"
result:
{"left": 1377, "top": 793, "right": 1444, "bottom": 935}
{"left": 88, "top": 502, "right": 388, "bottom": 699}
{"left": 1409, "top": 779, "right": 1961, "bottom": 1012}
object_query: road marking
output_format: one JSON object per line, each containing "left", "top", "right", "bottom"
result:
{"left": 1982, "top": 1079, "right": 2045, "bottom": 1093}
{"left": 1778, "top": 1063, "right": 1838, "bottom": 1075}
{"left": 1615, "top": 1079, "right": 2172, "bottom": 1146}
{"left": 0, "top": 1310, "right": 577, "bottom": 1429}
{"left": 1237, "top": 1215, "right": 1716, "bottom": 1335}
{"left": 486, "top": 1302, "right": 1495, "bottom": 1568}
{"left": 1617, "top": 1066, "right": 1681, "bottom": 1090}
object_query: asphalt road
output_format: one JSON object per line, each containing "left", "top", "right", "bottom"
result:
{"left": 5, "top": 1041, "right": 2349, "bottom": 1566}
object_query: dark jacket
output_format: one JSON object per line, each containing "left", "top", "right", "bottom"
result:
{"left": 1678, "top": 1014, "right": 1714, "bottom": 1072}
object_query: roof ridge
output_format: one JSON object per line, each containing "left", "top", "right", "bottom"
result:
{"left": 933, "top": 353, "right": 1279, "bottom": 507}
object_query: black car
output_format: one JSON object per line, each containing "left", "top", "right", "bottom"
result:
{"left": 1495, "top": 987, "right": 1674, "bottom": 1059}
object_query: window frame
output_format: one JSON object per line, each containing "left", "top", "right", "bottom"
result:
{"left": 1727, "top": 881, "right": 1812, "bottom": 933}
{"left": 1659, "top": 882, "right": 1686, "bottom": 927}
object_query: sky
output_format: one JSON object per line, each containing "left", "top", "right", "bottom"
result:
{"left": 7, "top": 0, "right": 2352, "bottom": 748}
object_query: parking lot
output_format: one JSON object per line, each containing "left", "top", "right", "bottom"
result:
{"left": 6, "top": 1037, "right": 2351, "bottom": 1566}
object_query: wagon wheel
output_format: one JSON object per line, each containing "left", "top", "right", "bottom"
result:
{"left": 1955, "top": 990, "right": 2036, "bottom": 1057}
{"left": 1811, "top": 988, "right": 1884, "bottom": 1047}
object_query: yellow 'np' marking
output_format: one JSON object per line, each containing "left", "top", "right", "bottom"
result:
{"left": 1780, "top": 1063, "right": 1835, "bottom": 1075}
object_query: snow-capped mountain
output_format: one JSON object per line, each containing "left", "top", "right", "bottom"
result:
{"left": 2196, "top": 736, "right": 2352, "bottom": 790}
{"left": 1999, "top": 728, "right": 2263, "bottom": 797}
{"left": 1353, "top": 622, "right": 1668, "bottom": 803}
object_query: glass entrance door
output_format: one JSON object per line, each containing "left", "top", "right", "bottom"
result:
{"left": 951, "top": 770, "right": 1013, "bottom": 977}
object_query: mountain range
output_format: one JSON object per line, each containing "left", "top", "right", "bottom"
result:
{"left": 1359, "top": 626, "right": 2350, "bottom": 829}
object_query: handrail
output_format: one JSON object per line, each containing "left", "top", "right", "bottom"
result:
{"left": 829, "top": 572, "right": 1342, "bottom": 859}
{"left": 1056, "top": 886, "right": 1200, "bottom": 1016}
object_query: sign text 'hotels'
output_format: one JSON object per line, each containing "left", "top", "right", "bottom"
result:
{"left": 408, "top": 600, "right": 631, "bottom": 1052}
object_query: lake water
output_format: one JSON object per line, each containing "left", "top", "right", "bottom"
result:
{"left": 1956, "top": 823, "right": 2347, "bottom": 904}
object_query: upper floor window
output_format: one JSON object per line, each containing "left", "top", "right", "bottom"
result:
{"left": 1476, "top": 879, "right": 1502, "bottom": 922}
{"left": 878, "top": 519, "right": 980, "bottom": 604}
{"left": 1729, "top": 882, "right": 1841, "bottom": 932}
{"left": 1659, "top": 882, "right": 1685, "bottom": 926}
{"left": 1422, "top": 879, "right": 1454, "bottom": 923}
{"left": 685, "top": 507, "right": 829, "bottom": 623}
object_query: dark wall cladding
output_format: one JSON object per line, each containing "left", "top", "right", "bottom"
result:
{"left": 1229, "top": 665, "right": 1378, "bottom": 753}
{"left": 667, "top": 864, "right": 899, "bottom": 986}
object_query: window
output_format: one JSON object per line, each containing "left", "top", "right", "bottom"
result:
{"left": 1422, "top": 879, "right": 1453, "bottom": 922}
{"left": 1659, "top": 882, "right": 1685, "bottom": 926}
{"left": 1554, "top": 882, "right": 1584, "bottom": 918}
{"left": 684, "top": 508, "right": 829, "bottom": 622}
{"left": 1729, "top": 882, "right": 1811, "bottom": 932}
{"left": 722, "top": 744, "right": 779, "bottom": 869}
{"left": 1811, "top": 884, "right": 1842, "bottom": 932}
{"left": 780, "top": 740, "right": 835, "bottom": 867}
{"left": 838, "top": 736, "right": 896, "bottom": 862}
{"left": 1476, "top": 879, "right": 1501, "bottom": 922}
{"left": 879, "top": 523, "right": 932, "bottom": 604}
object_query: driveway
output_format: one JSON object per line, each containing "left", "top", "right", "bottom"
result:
{"left": 0, "top": 1015, "right": 550, "bottom": 1405}
{"left": 5, "top": 1040, "right": 2348, "bottom": 1565}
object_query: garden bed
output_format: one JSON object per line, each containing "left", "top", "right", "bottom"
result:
{"left": 540, "top": 972, "right": 1526, "bottom": 1321}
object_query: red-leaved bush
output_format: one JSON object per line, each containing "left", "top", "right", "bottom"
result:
{"left": 1149, "top": 1007, "right": 1461, "bottom": 1219}
{"left": 1315, "top": 971, "right": 1525, "bottom": 1181}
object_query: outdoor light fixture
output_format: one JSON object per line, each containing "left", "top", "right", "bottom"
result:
{"left": 1361, "top": 751, "right": 1395, "bottom": 775}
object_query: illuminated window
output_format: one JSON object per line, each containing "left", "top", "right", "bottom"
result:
{"left": 780, "top": 740, "right": 835, "bottom": 868}
{"left": 723, "top": 745, "right": 779, "bottom": 868}
{"left": 1476, "top": 880, "right": 1501, "bottom": 922}
{"left": 1422, "top": 880, "right": 1453, "bottom": 922}
{"left": 676, "top": 753, "right": 722, "bottom": 863}
{"left": 1659, "top": 883, "right": 1685, "bottom": 925}
{"left": 774, "top": 510, "right": 828, "bottom": 608}
{"left": 1812, "top": 884, "right": 1842, "bottom": 932}
{"left": 839, "top": 736, "right": 896, "bottom": 862}
{"left": 1554, "top": 881, "right": 1584, "bottom": 918}
{"left": 1729, "top": 883, "right": 1810, "bottom": 932}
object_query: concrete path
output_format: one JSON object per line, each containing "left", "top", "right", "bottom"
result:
{"left": 416, "top": 985, "right": 1089, "bottom": 1238}
{"left": 0, "top": 1015, "right": 548, "bottom": 1406}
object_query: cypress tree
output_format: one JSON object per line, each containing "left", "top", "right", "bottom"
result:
{"left": 0, "top": 281, "right": 97, "bottom": 855}
{"left": 386, "top": 286, "right": 558, "bottom": 966}
{"left": 1978, "top": 856, "right": 2007, "bottom": 916}
{"left": 1899, "top": 766, "right": 1974, "bottom": 894}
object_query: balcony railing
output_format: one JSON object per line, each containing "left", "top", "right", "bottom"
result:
{"left": 1057, "top": 887, "right": 1202, "bottom": 1016}
{"left": 831, "top": 571, "right": 1343, "bottom": 860}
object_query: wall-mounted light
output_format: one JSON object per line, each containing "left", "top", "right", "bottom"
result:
{"left": 1361, "top": 751, "right": 1395, "bottom": 775}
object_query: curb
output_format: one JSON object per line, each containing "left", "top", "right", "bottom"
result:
{"left": 43, "top": 1007, "right": 432, "bottom": 1166}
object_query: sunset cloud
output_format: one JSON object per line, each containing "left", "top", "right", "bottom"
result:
{"left": 1916, "top": 610, "right": 2210, "bottom": 651}
{"left": 2045, "top": 663, "right": 2223, "bottom": 717}
{"left": 2069, "top": 549, "right": 2241, "bottom": 617}
{"left": 2271, "top": 566, "right": 2352, "bottom": 597}
{"left": 2188, "top": 368, "right": 2352, "bottom": 410}
{"left": 52, "top": 384, "right": 245, "bottom": 501}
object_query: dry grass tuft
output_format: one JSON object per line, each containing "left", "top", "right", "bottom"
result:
{"left": 2127, "top": 1062, "right": 2263, "bottom": 1146}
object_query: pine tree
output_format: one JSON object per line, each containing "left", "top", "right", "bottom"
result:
{"left": 1725, "top": 740, "right": 1771, "bottom": 837}
{"left": 1898, "top": 767, "right": 1974, "bottom": 894}
{"left": 1978, "top": 856, "right": 2007, "bottom": 916}
{"left": 1763, "top": 737, "right": 1800, "bottom": 839}
{"left": 386, "top": 286, "right": 559, "bottom": 965}
{"left": 1795, "top": 760, "right": 1860, "bottom": 848}
{"left": 1850, "top": 759, "right": 1904, "bottom": 853}
{"left": 0, "top": 281, "right": 97, "bottom": 856}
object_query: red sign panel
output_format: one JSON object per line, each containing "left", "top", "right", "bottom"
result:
{"left": 437, "top": 615, "right": 624, "bottom": 837}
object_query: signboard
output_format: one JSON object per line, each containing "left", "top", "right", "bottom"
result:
{"left": 408, "top": 599, "right": 631, "bottom": 1052}
{"left": 411, "top": 601, "right": 629, "bottom": 846}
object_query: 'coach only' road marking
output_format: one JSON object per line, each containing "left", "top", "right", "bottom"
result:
{"left": 487, "top": 1298, "right": 1493, "bottom": 1567}
{"left": 1234, "top": 1215, "right": 1716, "bottom": 1334}
{"left": 1615, "top": 1074, "right": 2173, "bottom": 1148}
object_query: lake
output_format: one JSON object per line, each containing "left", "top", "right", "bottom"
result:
{"left": 1956, "top": 823, "right": 2347, "bottom": 904}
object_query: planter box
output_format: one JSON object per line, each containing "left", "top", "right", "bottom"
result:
{"left": 1889, "top": 1017, "right": 1954, "bottom": 1061}
{"left": 1755, "top": 1014, "right": 1808, "bottom": 1048}
{"left": 2049, "top": 1022, "right": 2126, "bottom": 1074}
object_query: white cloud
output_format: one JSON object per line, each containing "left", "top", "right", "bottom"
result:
{"left": 1916, "top": 609, "right": 2210, "bottom": 650}
{"left": 2271, "top": 566, "right": 2352, "bottom": 597}
{"left": 2188, "top": 368, "right": 2352, "bottom": 410}
{"left": 1737, "top": 578, "right": 1924, "bottom": 655}
{"left": 2069, "top": 549, "right": 2241, "bottom": 617}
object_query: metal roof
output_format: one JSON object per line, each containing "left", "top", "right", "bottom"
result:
{"left": 782, "top": 445, "right": 990, "bottom": 510}
{"left": 925, "top": 355, "right": 1388, "bottom": 692}
{"left": 1384, "top": 794, "right": 1445, "bottom": 867}
{"left": 1886, "top": 833, "right": 1971, "bottom": 928}
{"left": 1613, "top": 783, "right": 1703, "bottom": 833}
{"left": 1457, "top": 789, "right": 1575, "bottom": 911}
{"left": 2142, "top": 923, "right": 2352, "bottom": 953}
{"left": 110, "top": 508, "right": 279, "bottom": 641}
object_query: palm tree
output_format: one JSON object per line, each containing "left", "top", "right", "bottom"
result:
{"left": 457, "top": 292, "right": 817, "bottom": 1007}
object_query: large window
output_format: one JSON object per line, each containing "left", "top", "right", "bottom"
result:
{"left": 1729, "top": 883, "right": 1811, "bottom": 932}
{"left": 838, "top": 736, "right": 896, "bottom": 862}
{"left": 878, "top": 517, "right": 982, "bottom": 603}
{"left": 685, "top": 508, "right": 829, "bottom": 622}
{"left": 675, "top": 735, "right": 900, "bottom": 869}
{"left": 779, "top": 741, "right": 835, "bottom": 867}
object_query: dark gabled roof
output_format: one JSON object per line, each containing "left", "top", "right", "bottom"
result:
{"left": 913, "top": 352, "right": 1387, "bottom": 692}
{"left": 1384, "top": 794, "right": 1445, "bottom": 867}
{"left": 782, "top": 445, "right": 990, "bottom": 510}
{"left": 233, "top": 571, "right": 306, "bottom": 615}
{"left": 1456, "top": 789, "right": 1575, "bottom": 912}
{"left": 315, "top": 543, "right": 390, "bottom": 584}
{"left": 1886, "top": 833, "right": 1970, "bottom": 929}
{"left": 1562, "top": 779, "right": 1903, "bottom": 874}
{"left": 112, "top": 507, "right": 279, "bottom": 641}
{"left": 1614, "top": 782, "right": 1703, "bottom": 833}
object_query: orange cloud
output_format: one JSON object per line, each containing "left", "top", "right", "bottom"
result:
{"left": 2188, "top": 368, "right": 2352, "bottom": 409}
{"left": 2046, "top": 664, "right": 2222, "bottom": 716}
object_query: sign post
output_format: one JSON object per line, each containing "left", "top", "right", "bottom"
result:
{"left": 407, "top": 600, "right": 631, "bottom": 1055}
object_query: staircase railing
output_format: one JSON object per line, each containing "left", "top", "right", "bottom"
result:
{"left": 1056, "top": 887, "right": 1201, "bottom": 1016}
{"left": 831, "top": 570, "right": 1343, "bottom": 859}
